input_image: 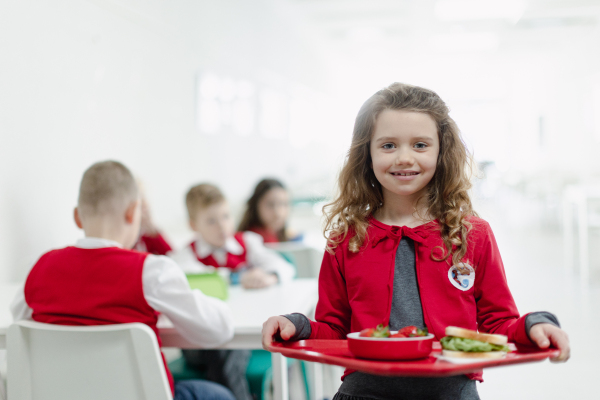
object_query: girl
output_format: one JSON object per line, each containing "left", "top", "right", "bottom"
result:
{"left": 262, "top": 83, "right": 569, "bottom": 399}
{"left": 238, "top": 178, "right": 293, "bottom": 243}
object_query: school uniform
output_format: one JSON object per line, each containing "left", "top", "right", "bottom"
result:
{"left": 10, "top": 237, "right": 234, "bottom": 398}
{"left": 169, "top": 231, "right": 295, "bottom": 283}
{"left": 169, "top": 231, "right": 295, "bottom": 400}
{"left": 135, "top": 232, "right": 173, "bottom": 256}
{"left": 285, "top": 216, "right": 559, "bottom": 399}
{"left": 248, "top": 226, "right": 280, "bottom": 244}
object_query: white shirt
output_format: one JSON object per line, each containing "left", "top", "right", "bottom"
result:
{"left": 169, "top": 231, "right": 295, "bottom": 283}
{"left": 10, "top": 237, "right": 234, "bottom": 348}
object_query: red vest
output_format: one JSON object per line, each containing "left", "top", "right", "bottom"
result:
{"left": 24, "top": 246, "right": 175, "bottom": 394}
{"left": 190, "top": 232, "right": 248, "bottom": 270}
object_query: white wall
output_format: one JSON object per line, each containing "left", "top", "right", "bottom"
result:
{"left": 4, "top": 1, "right": 600, "bottom": 283}
{"left": 0, "top": 0, "right": 337, "bottom": 283}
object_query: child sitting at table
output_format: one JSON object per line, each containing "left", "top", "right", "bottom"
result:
{"left": 169, "top": 183, "right": 295, "bottom": 288}
{"left": 10, "top": 160, "right": 236, "bottom": 400}
{"left": 134, "top": 183, "right": 173, "bottom": 256}
{"left": 237, "top": 178, "right": 296, "bottom": 243}
{"left": 169, "top": 183, "right": 295, "bottom": 400}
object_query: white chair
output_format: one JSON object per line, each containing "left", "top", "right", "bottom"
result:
{"left": 267, "top": 242, "right": 323, "bottom": 278}
{"left": 7, "top": 320, "right": 172, "bottom": 400}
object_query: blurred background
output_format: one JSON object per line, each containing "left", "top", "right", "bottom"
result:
{"left": 1, "top": 0, "right": 599, "bottom": 398}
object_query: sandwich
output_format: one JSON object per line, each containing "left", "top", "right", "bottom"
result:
{"left": 440, "top": 326, "right": 510, "bottom": 359}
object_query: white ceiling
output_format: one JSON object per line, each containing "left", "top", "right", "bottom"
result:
{"left": 284, "top": 0, "right": 600, "bottom": 54}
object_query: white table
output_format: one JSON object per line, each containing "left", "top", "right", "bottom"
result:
{"left": 159, "top": 278, "right": 319, "bottom": 400}
{"left": 1, "top": 279, "right": 318, "bottom": 400}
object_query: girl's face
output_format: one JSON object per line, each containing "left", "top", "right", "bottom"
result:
{"left": 257, "top": 187, "right": 290, "bottom": 233}
{"left": 370, "top": 109, "right": 440, "bottom": 202}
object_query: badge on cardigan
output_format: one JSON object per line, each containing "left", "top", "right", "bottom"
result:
{"left": 448, "top": 263, "right": 475, "bottom": 291}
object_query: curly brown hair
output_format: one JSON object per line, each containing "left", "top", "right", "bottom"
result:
{"left": 323, "top": 82, "right": 477, "bottom": 267}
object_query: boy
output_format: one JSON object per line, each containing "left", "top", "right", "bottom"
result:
{"left": 11, "top": 161, "right": 235, "bottom": 400}
{"left": 169, "top": 183, "right": 295, "bottom": 400}
{"left": 169, "top": 183, "right": 295, "bottom": 288}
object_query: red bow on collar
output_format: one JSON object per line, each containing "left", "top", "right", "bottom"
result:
{"left": 371, "top": 225, "right": 431, "bottom": 248}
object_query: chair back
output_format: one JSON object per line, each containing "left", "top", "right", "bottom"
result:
{"left": 272, "top": 244, "right": 323, "bottom": 278}
{"left": 7, "top": 320, "right": 172, "bottom": 400}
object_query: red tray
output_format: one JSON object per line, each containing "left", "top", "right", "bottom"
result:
{"left": 269, "top": 340, "right": 559, "bottom": 377}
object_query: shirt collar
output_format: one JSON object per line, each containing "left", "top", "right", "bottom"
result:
{"left": 75, "top": 237, "right": 123, "bottom": 249}
{"left": 193, "top": 235, "right": 244, "bottom": 258}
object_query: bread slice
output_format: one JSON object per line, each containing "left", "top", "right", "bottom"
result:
{"left": 445, "top": 326, "right": 508, "bottom": 346}
{"left": 442, "top": 349, "right": 507, "bottom": 359}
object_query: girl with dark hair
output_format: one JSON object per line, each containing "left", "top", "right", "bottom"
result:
{"left": 238, "top": 179, "right": 291, "bottom": 243}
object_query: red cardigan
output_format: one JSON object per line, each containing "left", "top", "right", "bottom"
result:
{"left": 309, "top": 216, "right": 532, "bottom": 381}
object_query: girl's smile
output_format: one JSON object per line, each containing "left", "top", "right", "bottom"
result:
{"left": 390, "top": 170, "right": 420, "bottom": 180}
{"left": 370, "top": 109, "right": 440, "bottom": 202}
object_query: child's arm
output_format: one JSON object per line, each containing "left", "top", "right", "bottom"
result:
{"left": 240, "top": 268, "right": 278, "bottom": 289}
{"left": 474, "top": 221, "right": 570, "bottom": 358}
{"left": 262, "top": 249, "right": 351, "bottom": 345}
{"left": 308, "top": 249, "right": 352, "bottom": 339}
{"left": 168, "top": 246, "right": 216, "bottom": 275}
{"left": 242, "top": 231, "right": 295, "bottom": 284}
{"left": 139, "top": 232, "right": 173, "bottom": 256}
{"left": 143, "top": 255, "right": 234, "bottom": 348}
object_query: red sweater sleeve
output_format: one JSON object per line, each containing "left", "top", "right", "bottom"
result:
{"left": 473, "top": 221, "right": 532, "bottom": 345}
{"left": 309, "top": 249, "right": 352, "bottom": 339}
{"left": 141, "top": 233, "right": 173, "bottom": 256}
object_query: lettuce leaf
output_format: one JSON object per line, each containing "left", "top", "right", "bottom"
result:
{"left": 440, "top": 336, "right": 510, "bottom": 353}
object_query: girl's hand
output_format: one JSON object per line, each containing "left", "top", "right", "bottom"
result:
{"left": 241, "top": 268, "right": 278, "bottom": 289}
{"left": 262, "top": 316, "right": 296, "bottom": 350}
{"left": 140, "top": 198, "right": 159, "bottom": 236}
{"left": 529, "top": 323, "right": 570, "bottom": 362}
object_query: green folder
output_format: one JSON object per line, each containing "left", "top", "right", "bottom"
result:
{"left": 186, "top": 272, "right": 229, "bottom": 300}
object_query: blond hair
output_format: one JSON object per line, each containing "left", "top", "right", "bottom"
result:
{"left": 78, "top": 161, "right": 138, "bottom": 217}
{"left": 185, "top": 183, "right": 225, "bottom": 221}
{"left": 324, "top": 83, "right": 477, "bottom": 267}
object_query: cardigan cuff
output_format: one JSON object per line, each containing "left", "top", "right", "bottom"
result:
{"left": 525, "top": 311, "right": 560, "bottom": 342}
{"left": 282, "top": 313, "right": 312, "bottom": 341}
